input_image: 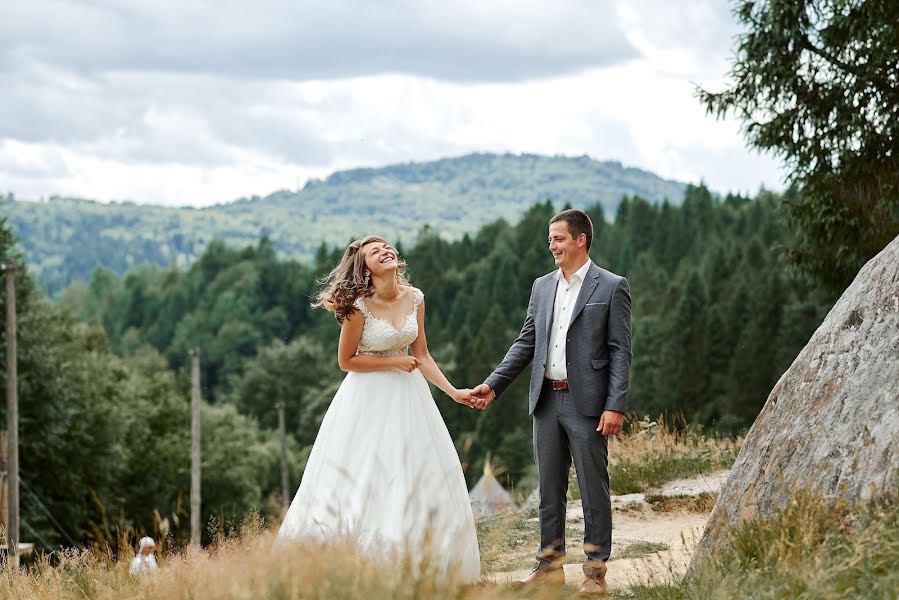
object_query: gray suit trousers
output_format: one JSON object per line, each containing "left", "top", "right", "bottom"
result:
{"left": 534, "top": 382, "right": 611, "bottom": 571}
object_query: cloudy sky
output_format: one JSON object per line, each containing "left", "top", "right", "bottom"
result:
{"left": 0, "top": 0, "right": 784, "bottom": 207}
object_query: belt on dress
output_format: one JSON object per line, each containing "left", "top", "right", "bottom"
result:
{"left": 545, "top": 379, "right": 569, "bottom": 391}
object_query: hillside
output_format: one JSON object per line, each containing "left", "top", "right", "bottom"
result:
{"left": 3, "top": 153, "right": 686, "bottom": 295}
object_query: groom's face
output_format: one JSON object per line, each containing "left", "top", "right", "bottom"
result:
{"left": 548, "top": 221, "right": 585, "bottom": 270}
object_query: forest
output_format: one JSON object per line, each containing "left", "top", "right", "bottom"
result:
{"left": 0, "top": 182, "right": 836, "bottom": 551}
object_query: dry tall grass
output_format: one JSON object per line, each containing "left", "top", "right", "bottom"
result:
{"left": 8, "top": 494, "right": 895, "bottom": 600}
{"left": 595, "top": 415, "right": 740, "bottom": 496}
{"left": 1, "top": 514, "right": 510, "bottom": 600}
{"left": 630, "top": 494, "right": 899, "bottom": 599}
{"left": 0, "top": 421, "right": 751, "bottom": 600}
{"left": 5, "top": 419, "right": 891, "bottom": 599}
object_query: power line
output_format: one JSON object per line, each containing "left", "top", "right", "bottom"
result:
{"left": 20, "top": 478, "right": 78, "bottom": 547}
{"left": 20, "top": 517, "right": 54, "bottom": 551}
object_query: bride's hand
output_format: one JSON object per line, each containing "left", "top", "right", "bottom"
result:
{"left": 393, "top": 356, "right": 421, "bottom": 373}
{"left": 449, "top": 388, "right": 477, "bottom": 408}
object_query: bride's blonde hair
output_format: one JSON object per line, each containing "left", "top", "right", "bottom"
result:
{"left": 312, "top": 235, "right": 410, "bottom": 323}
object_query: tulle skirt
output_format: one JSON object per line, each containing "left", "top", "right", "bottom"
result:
{"left": 274, "top": 369, "right": 481, "bottom": 583}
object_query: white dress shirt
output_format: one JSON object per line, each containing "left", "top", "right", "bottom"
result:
{"left": 545, "top": 260, "right": 592, "bottom": 381}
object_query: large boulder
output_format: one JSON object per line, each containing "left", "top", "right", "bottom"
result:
{"left": 692, "top": 234, "right": 899, "bottom": 561}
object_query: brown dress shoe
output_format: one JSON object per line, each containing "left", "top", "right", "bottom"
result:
{"left": 512, "top": 566, "right": 566, "bottom": 587}
{"left": 578, "top": 575, "right": 608, "bottom": 595}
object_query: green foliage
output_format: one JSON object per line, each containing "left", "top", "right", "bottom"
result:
{"left": 61, "top": 187, "right": 831, "bottom": 493}
{"left": 2, "top": 153, "right": 686, "bottom": 296}
{"left": 221, "top": 336, "right": 333, "bottom": 446}
{"left": 698, "top": 0, "right": 899, "bottom": 291}
{"left": 4, "top": 181, "right": 835, "bottom": 550}
{"left": 65, "top": 238, "right": 325, "bottom": 403}
{"left": 0, "top": 217, "right": 291, "bottom": 551}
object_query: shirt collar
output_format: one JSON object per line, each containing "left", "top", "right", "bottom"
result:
{"left": 557, "top": 260, "right": 592, "bottom": 284}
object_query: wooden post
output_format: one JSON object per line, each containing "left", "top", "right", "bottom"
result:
{"left": 190, "top": 348, "right": 201, "bottom": 546}
{"left": 0, "top": 430, "right": 7, "bottom": 545}
{"left": 277, "top": 402, "right": 290, "bottom": 510}
{"left": 2, "top": 263, "right": 18, "bottom": 567}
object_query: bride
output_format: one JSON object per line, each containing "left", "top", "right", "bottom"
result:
{"left": 275, "top": 235, "right": 481, "bottom": 583}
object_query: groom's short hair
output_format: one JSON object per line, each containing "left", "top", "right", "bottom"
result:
{"left": 550, "top": 209, "right": 593, "bottom": 250}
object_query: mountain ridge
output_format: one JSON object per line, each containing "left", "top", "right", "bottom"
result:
{"left": 4, "top": 152, "right": 688, "bottom": 295}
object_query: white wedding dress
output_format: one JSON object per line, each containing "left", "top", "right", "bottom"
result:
{"left": 275, "top": 288, "right": 481, "bottom": 583}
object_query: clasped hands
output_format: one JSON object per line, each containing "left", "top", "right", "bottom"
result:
{"left": 449, "top": 384, "right": 495, "bottom": 410}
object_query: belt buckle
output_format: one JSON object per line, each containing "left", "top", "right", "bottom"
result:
{"left": 551, "top": 379, "right": 568, "bottom": 391}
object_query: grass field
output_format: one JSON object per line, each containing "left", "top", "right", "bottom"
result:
{"left": 2, "top": 421, "right": 895, "bottom": 599}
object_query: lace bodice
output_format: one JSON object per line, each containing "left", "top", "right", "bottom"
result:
{"left": 353, "top": 287, "right": 424, "bottom": 357}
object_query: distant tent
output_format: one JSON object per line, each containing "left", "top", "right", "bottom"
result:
{"left": 468, "top": 456, "right": 515, "bottom": 518}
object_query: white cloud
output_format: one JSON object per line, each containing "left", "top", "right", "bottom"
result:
{"left": 0, "top": 0, "right": 636, "bottom": 81}
{"left": 0, "top": 139, "right": 329, "bottom": 206}
{"left": 0, "top": 0, "right": 785, "bottom": 207}
{"left": 614, "top": 0, "right": 739, "bottom": 79}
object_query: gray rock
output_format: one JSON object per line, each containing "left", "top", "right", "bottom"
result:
{"left": 692, "top": 234, "right": 899, "bottom": 565}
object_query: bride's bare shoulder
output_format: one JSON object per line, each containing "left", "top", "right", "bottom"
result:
{"left": 402, "top": 285, "right": 424, "bottom": 303}
{"left": 399, "top": 284, "right": 419, "bottom": 298}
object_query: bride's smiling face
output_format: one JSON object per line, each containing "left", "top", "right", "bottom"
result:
{"left": 362, "top": 240, "right": 399, "bottom": 278}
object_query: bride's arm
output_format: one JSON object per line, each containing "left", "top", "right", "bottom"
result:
{"left": 410, "top": 299, "right": 474, "bottom": 407}
{"left": 337, "top": 310, "right": 420, "bottom": 373}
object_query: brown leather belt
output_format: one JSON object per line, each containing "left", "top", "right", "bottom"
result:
{"left": 546, "top": 379, "right": 569, "bottom": 391}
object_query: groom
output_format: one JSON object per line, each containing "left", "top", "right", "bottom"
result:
{"left": 472, "top": 208, "right": 631, "bottom": 595}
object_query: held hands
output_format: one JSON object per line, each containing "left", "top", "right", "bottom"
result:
{"left": 597, "top": 410, "right": 624, "bottom": 436}
{"left": 393, "top": 356, "right": 422, "bottom": 373}
{"left": 470, "top": 383, "right": 495, "bottom": 410}
{"left": 447, "top": 384, "right": 494, "bottom": 410}
{"left": 449, "top": 388, "right": 478, "bottom": 408}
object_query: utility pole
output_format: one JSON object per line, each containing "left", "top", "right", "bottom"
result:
{"left": 1, "top": 430, "right": 8, "bottom": 549}
{"left": 190, "top": 348, "right": 201, "bottom": 546}
{"left": 277, "top": 401, "right": 290, "bottom": 510}
{"left": 2, "top": 262, "right": 18, "bottom": 567}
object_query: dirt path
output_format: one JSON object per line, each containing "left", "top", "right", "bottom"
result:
{"left": 488, "top": 470, "right": 729, "bottom": 591}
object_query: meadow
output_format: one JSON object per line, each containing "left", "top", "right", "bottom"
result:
{"left": 6, "top": 418, "right": 893, "bottom": 599}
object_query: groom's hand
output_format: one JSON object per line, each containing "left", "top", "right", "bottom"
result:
{"left": 597, "top": 410, "right": 624, "bottom": 436}
{"left": 470, "top": 383, "right": 495, "bottom": 409}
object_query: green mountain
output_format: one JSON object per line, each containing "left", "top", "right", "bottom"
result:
{"left": 4, "top": 152, "right": 686, "bottom": 295}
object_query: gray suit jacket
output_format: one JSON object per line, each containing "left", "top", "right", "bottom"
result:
{"left": 484, "top": 261, "right": 632, "bottom": 417}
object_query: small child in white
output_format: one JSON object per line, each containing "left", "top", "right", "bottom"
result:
{"left": 129, "top": 536, "right": 158, "bottom": 575}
